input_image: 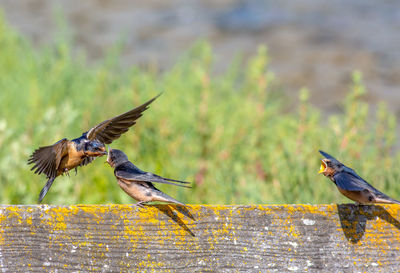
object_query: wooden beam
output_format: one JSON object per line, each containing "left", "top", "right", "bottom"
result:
{"left": 0, "top": 204, "right": 399, "bottom": 272}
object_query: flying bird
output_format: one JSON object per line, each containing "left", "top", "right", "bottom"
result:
{"left": 318, "top": 150, "right": 400, "bottom": 204}
{"left": 107, "top": 148, "right": 190, "bottom": 207}
{"left": 28, "top": 94, "right": 160, "bottom": 202}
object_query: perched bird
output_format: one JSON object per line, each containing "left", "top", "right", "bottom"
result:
{"left": 107, "top": 148, "right": 190, "bottom": 207}
{"left": 318, "top": 150, "right": 400, "bottom": 204}
{"left": 28, "top": 95, "right": 159, "bottom": 202}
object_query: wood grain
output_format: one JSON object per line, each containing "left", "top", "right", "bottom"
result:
{"left": 0, "top": 204, "right": 399, "bottom": 272}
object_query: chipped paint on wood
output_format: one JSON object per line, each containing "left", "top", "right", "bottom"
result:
{"left": 0, "top": 204, "right": 399, "bottom": 272}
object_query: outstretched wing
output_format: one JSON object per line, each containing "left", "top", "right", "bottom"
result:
{"left": 28, "top": 138, "right": 69, "bottom": 178}
{"left": 115, "top": 164, "right": 191, "bottom": 188}
{"left": 86, "top": 94, "right": 160, "bottom": 144}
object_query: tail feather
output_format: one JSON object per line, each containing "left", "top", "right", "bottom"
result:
{"left": 164, "top": 177, "right": 190, "bottom": 184}
{"left": 148, "top": 176, "right": 192, "bottom": 188}
{"left": 374, "top": 196, "right": 400, "bottom": 205}
{"left": 153, "top": 189, "right": 186, "bottom": 206}
{"left": 164, "top": 182, "right": 192, "bottom": 188}
{"left": 38, "top": 177, "right": 55, "bottom": 203}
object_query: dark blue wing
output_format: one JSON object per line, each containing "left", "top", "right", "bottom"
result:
{"left": 115, "top": 163, "right": 190, "bottom": 188}
{"left": 333, "top": 172, "right": 367, "bottom": 191}
{"left": 335, "top": 168, "right": 391, "bottom": 200}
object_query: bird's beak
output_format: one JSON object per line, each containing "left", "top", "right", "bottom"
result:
{"left": 318, "top": 159, "right": 327, "bottom": 174}
{"left": 106, "top": 146, "right": 111, "bottom": 166}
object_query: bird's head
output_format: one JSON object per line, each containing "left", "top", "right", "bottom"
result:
{"left": 84, "top": 140, "right": 107, "bottom": 157}
{"left": 106, "top": 148, "right": 129, "bottom": 168}
{"left": 318, "top": 158, "right": 343, "bottom": 177}
{"left": 319, "top": 159, "right": 333, "bottom": 177}
{"left": 318, "top": 150, "right": 344, "bottom": 177}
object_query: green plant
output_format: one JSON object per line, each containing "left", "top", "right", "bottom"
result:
{"left": 0, "top": 15, "right": 399, "bottom": 205}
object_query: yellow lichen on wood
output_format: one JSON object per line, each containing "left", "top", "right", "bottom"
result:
{"left": 0, "top": 204, "right": 399, "bottom": 272}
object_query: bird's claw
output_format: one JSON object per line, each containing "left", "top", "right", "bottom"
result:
{"left": 134, "top": 201, "right": 147, "bottom": 209}
{"left": 64, "top": 168, "right": 70, "bottom": 177}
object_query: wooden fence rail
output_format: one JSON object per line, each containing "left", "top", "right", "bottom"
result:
{"left": 0, "top": 204, "right": 399, "bottom": 272}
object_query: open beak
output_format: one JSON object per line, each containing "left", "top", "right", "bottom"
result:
{"left": 318, "top": 159, "right": 327, "bottom": 174}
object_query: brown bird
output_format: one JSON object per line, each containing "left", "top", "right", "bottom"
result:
{"left": 107, "top": 148, "right": 190, "bottom": 207}
{"left": 318, "top": 150, "right": 400, "bottom": 204}
{"left": 28, "top": 95, "right": 160, "bottom": 202}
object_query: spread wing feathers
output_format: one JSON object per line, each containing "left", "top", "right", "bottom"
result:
{"left": 28, "top": 138, "right": 69, "bottom": 178}
{"left": 86, "top": 94, "right": 160, "bottom": 144}
{"left": 115, "top": 168, "right": 191, "bottom": 188}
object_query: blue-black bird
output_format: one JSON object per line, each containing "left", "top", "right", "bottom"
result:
{"left": 318, "top": 150, "right": 400, "bottom": 204}
{"left": 28, "top": 95, "right": 159, "bottom": 202}
{"left": 107, "top": 148, "right": 190, "bottom": 207}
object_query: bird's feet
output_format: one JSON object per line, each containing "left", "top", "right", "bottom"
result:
{"left": 134, "top": 201, "right": 147, "bottom": 209}
{"left": 350, "top": 202, "right": 363, "bottom": 211}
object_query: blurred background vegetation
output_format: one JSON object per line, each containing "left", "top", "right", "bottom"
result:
{"left": 1, "top": 14, "right": 400, "bottom": 205}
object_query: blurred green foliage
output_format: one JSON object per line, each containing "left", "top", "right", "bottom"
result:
{"left": 1, "top": 15, "right": 400, "bottom": 205}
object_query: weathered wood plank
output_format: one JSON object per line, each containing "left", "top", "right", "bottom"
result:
{"left": 0, "top": 204, "right": 399, "bottom": 272}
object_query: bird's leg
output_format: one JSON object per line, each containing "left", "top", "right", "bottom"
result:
{"left": 74, "top": 167, "right": 78, "bottom": 176}
{"left": 64, "top": 168, "right": 70, "bottom": 177}
{"left": 134, "top": 201, "right": 147, "bottom": 208}
{"left": 351, "top": 202, "right": 361, "bottom": 210}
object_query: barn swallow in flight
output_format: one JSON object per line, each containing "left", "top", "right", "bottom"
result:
{"left": 28, "top": 95, "right": 160, "bottom": 202}
{"left": 107, "top": 148, "right": 190, "bottom": 207}
{"left": 318, "top": 150, "right": 400, "bottom": 204}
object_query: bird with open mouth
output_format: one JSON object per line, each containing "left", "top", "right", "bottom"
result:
{"left": 28, "top": 94, "right": 160, "bottom": 202}
{"left": 318, "top": 150, "right": 400, "bottom": 205}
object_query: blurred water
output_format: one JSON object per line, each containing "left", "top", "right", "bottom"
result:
{"left": 1, "top": 0, "right": 400, "bottom": 114}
